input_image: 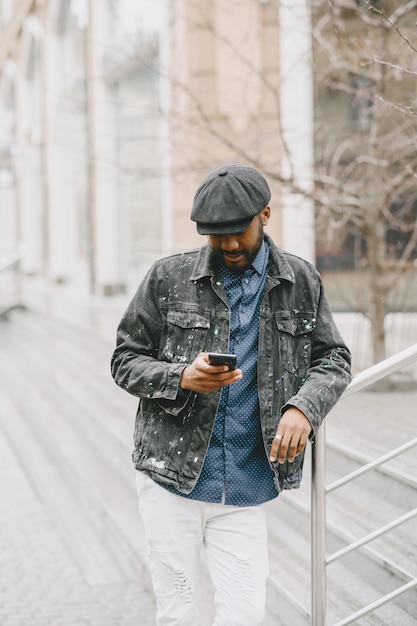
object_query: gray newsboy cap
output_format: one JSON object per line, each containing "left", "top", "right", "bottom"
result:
{"left": 191, "top": 164, "right": 271, "bottom": 235}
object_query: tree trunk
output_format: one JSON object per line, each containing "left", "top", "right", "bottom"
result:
{"left": 370, "top": 273, "right": 386, "bottom": 365}
{"left": 367, "top": 224, "right": 390, "bottom": 391}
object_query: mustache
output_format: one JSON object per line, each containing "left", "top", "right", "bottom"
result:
{"left": 221, "top": 250, "right": 244, "bottom": 257}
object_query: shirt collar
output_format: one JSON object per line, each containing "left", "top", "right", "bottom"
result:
{"left": 219, "top": 240, "right": 269, "bottom": 286}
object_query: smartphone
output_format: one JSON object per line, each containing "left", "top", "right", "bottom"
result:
{"left": 207, "top": 352, "right": 237, "bottom": 370}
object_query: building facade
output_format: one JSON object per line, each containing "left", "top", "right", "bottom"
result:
{"left": 0, "top": 0, "right": 315, "bottom": 297}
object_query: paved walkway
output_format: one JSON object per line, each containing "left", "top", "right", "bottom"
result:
{"left": 0, "top": 426, "right": 156, "bottom": 626}
{"left": 0, "top": 305, "right": 158, "bottom": 625}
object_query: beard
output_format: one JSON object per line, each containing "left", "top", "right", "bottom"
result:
{"left": 213, "top": 221, "right": 265, "bottom": 274}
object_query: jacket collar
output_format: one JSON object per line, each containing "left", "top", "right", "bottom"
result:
{"left": 190, "top": 234, "right": 295, "bottom": 284}
{"left": 265, "top": 235, "right": 295, "bottom": 284}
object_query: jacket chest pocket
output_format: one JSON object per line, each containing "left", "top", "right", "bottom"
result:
{"left": 275, "top": 314, "right": 315, "bottom": 374}
{"left": 160, "top": 310, "right": 211, "bottom": 364}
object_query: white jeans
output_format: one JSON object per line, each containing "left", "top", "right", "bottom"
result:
{"left": 136, "top": 473, "right": 269, "bottom": 626}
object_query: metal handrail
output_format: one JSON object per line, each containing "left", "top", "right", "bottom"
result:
{"left": 326, "top": 507, "right": 417, "bottom": 565}
{"left": 326, "top": 437, "right": 417, "bottom": 493}
{"left": 311, "top": 342, "right": 417, "bottom": 626}
{"left": 332, "top": 579, "right": 417, "bottom": 626}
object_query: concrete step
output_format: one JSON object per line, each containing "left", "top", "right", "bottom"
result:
{"left": 0, "top": 312, "right": 151, "bottom": 581}
{"left": 0, "top": 311, "right": 159, "bottom": 624}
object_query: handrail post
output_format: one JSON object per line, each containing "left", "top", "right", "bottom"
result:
{"left": 311, "top": 424, "right": 327, "bottom": 626}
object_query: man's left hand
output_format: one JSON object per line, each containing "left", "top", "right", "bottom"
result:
{"left": 269, "top": 407, "right": 312, "bottom": 464}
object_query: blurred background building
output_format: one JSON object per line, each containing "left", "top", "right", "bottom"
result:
{"left": 0, "top": 0, "right": 314, "bottom": 298}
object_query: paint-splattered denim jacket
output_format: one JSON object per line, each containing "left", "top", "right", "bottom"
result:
{"left": 111, "top": 235, "right": 351, "bottom": 495}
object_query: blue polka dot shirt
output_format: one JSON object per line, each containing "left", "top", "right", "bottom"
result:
{"left": 164, "top": 240, "right": 278, "bottom": 506}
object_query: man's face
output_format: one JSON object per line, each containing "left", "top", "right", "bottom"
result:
{"left": 208, "top": 207, "right": 270, "bottom": 273}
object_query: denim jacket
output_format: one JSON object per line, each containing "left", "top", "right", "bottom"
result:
{"left": 111, "top": 235, "right": 351, "bottom": 495}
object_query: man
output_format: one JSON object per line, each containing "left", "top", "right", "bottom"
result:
{"left": 111, "top": 164, "right": 351, "bottom": 626}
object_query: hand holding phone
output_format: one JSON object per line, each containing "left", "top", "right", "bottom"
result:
{"left": 180, "top": 352, "right": 241, "bottom": 393}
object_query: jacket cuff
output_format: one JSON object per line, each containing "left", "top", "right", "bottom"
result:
{"left": 281, "top": 397, "right": 320, "bottom": 438}
{"left": 155, "top": 365, "right": 194, "bottom": 416}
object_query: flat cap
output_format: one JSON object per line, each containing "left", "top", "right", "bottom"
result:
{"left": 191, "top": 164, "right": 271, "bottom": 235}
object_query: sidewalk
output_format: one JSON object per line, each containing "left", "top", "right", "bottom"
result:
{"left": 0, "top": 407, "right": 156, "bottom": 626}
{"left": 0, "top": 278, "right": 160, "bottom": 626}
{"left": 18, "top": 275, "right": 130, "bottom": 345}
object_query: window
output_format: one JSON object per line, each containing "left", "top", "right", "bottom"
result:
{"left": 347, "top": 72, "right": 374, "bottom": 131}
